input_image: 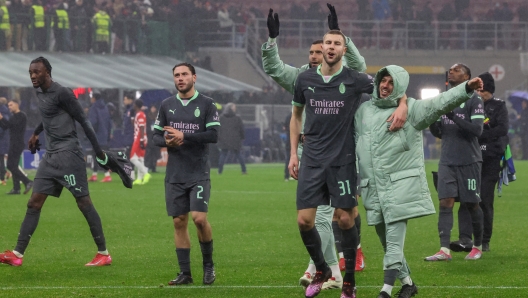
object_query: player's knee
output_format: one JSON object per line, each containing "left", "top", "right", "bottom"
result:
{"left": 297, "top": 217, "right": 314, "bottom": 231}
{"left": 192, "top": 216, "right": 208, "bottom": 230}
{"left": 439, "top": 198, "right": 454, "bottom": 208}
{"left": 173, "top": 215, "right": 187, "bottom": 229}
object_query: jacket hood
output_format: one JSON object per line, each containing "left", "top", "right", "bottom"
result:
{"left": 372, "top": 65, "right": 409, "bottom": 108}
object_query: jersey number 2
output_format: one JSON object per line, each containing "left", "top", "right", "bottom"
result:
{"left": 197, "top": 186, "right": 204, "bottom": 199}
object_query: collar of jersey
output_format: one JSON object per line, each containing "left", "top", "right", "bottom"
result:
{"left": 176, "top": 90, "right": 199, "bottom": 106}
{"left": 37, "top": 81, "right": 59, "bottom": 93}
{"left": 316, "top": 64, "right": 343, "bottom": 83}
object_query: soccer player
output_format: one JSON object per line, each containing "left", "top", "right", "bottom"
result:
{"left": 263, "top": 5, "right": 407, "bottom": 290}
{"left": 355, "top": 65, "right": 483, "bottom": 298}
{"left": 130, "top": 99, "right": 151, "bottom": 185}
{"left": 0, "top": 56, "right": 112, "bottom": 267}
{"left": 0, "top": 98, "right": 33, "bottom": 195}
{"left": 425, "top": 63, "right": 485, "bottom": 261}
{"left": 290, "top": 30, "right": 374, "bottom": 298}
{"left": 455, "top": 72, "right": 509, "bottom": 252}
{"left": 152, "top": 62, "right": 219, "bottom": 286}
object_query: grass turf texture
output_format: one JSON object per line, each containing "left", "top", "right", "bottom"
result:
{"left": 1, "top": 161, "right": 528, "bottom": 297}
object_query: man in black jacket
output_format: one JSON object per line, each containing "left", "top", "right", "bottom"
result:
{"left": 217, "top": 103, "right": 246, "bottom": 174}
{"left": 451, "top": 72, "right": 509, "bottom": 253}
{"left": 0, "top": 99, "right": 33, "bottom": 195}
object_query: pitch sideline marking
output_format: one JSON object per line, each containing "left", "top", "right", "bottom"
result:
{"left": 1, "top": 285, "right": 528, "bottom": 290}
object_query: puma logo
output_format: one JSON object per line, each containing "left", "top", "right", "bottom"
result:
{"left": 308, "top": 87, "right": 315, "bottom": 93}
{"left": 75, "top": 187, "right": 82, "bottom": 192}
{"left": 169, "top": 109, "right": 176, "bottom": 114}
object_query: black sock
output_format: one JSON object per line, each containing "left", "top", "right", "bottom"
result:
{"left": 200, "top": 240, "right": 214, "bottom": 267}
{"left": 176, "top": 248, "right": 191, "bottom": 276}
{"left": 384, "top": 269, "right": 398, "bottom": 286}
{"left": 466, "top": 203, "right": 484, "bottom": 247}
{"left": 331, "top": 221, "right": 342, "bottom": 253}
{"left": 355, "top": 213, "right": 362, "bottom": 245}
{"left": 79, "top": 203, "right": 106, "bottom": 251}
{"left": 341, "top": 226, "right": 358, "bottom": 286}
{"left": 438, "top": 206, "right": 453, "bottom": 248}
{"left": 14, "top": 207, "right": 41, "bottom": 254}
{"left": 300, "top": 227, "right": 326, "bottom": 271}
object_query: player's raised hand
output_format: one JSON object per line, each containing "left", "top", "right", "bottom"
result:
{"left": 267, "top": 9, "right": 280, "bottom": 38}
{"left": 467, "top": 77, "right": 484, "bottom": 91}
{"left": 327, "top": 3, "right": 340, "bottom": 30}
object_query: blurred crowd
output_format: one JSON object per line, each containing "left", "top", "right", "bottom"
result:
{"left": 1, "top": 0, "right": 528, "bottom": 53}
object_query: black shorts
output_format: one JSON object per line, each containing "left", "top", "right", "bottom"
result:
{"left": 296, "top": 163, "right": 358, "bottom": 210}
{"left": 437, "top": 162, "right": 481, "bottom": 203}
{"left": 33, "top": 150, "right": 90, "bottom": 198}
{"left": 165, "top": 180, "right": 211, "bottom": 217}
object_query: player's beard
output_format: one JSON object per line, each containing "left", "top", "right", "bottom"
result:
{"left": 176, "top": 81, "right": 194, "bottom": 94}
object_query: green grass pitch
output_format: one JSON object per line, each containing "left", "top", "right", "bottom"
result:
{"left": 1, "top": 161, "right": 528, "bottom": 297}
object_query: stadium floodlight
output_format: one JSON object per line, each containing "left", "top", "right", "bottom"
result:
{"left": 421, "top": 88, "right": 440, "bottom": 99}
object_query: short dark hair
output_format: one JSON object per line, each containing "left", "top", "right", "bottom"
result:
{"left": 30, "top": 56, "right": 52, "bottom": 77}
{"left": 124, "top": 92, "right": 135, "bottom": 100}
{"left": 134, "top": 99, "right": 143, "bottom": 109}
{"left": 312, "top": 39, "right": 323, "bottom": 45}
{"left": 172, "top": 62, "right": 196, "bottom": 75}
{"left": 323, "top": 30, "right": 346, "bottom": 44}
{"left": 8, "top": 98, "right": 21, "bottom": 105}
{"left": 455, "top": 63, "right": 471, "bottom": 79}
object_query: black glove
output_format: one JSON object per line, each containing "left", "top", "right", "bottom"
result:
{"left": 445, "top": 111, "right": 455, "bottom": 120}
{"left": 30, "top": 139, "right": 41, "bottom": 154}
{"left": 267, "top": 8, "right": 280, "bottom": 38}
{"left": 140, "top": 141, "right": 146, "bottom": 150}
{"left": 97, "top": 151, "right": 133, "bottom": 188}
{"left": 327, "top": 3, "right": 340, "bottom": 30}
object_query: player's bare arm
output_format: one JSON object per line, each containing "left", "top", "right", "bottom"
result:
{"left": 288, "top": 105, "right": 303, "bottom": 180}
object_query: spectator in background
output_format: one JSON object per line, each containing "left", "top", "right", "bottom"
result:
{"left": 519, "top": 100, "right": 528, "bottom": 159}
{"left": 372, "top": 0, "right": 391, "bottom": 21}
{"left": 494, "top": 2, "right": 513, "bottom": 50}
{"left": 31, "top": 0, "right": 46, "bottom": 51}
{"left": 92, "top": 3, "right": 111, "bottom": 54}
{"left": 217, "top": 2, "right": 234, "bottom": 43}
{"left": 122, "top": 92, "right": 135, "bottom": 176}
{"left": 390, "top": 1, "right": 405, "bottom": 50}
{"left": 0, "top": 97, "right": 9, "bottom": 185}
{"left": 144, "top": 104, "right": 160, "bottom": 173}
{"left": 70, "top": 0, "right": 89, "bottom": 52}
{"left": 0, "top": 0, "right": 10, "bottom": 51}
{"left": 519, "top": 5, "right": 528, "bottom": 51}
{"left": 10, "top": 0, "right": 23, "bottom": 51}
{"left": 88, "top": 90, "right": 112, "bottom": 182}
{"left": 437, "top": 1, "right": 456, "bottom": 50}
{"left": 17, "top": 0, "right": 31, "bottom": 51}
{"left": 0, "top": 98, "right": 33, "bottom": 195}
{"left": 54, "top": 2, "right": 71, "bottom": 52}
{"left": 217, "top": 103, "right": 246, "bottom": 175}
{"left": 357, "top": 0, "right": 373, "bottom": 49}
